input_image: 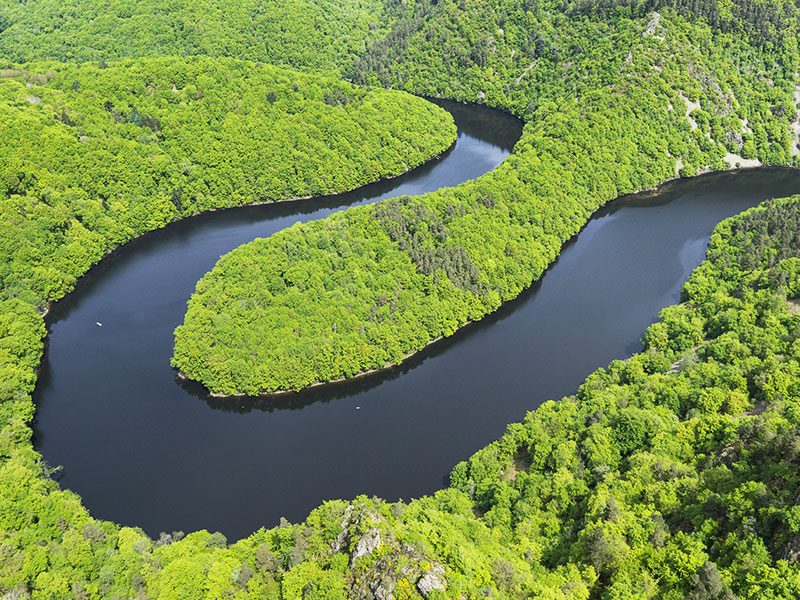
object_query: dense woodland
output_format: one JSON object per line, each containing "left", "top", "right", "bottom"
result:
{"left": 0, "top": 57, "right": 455, "bottom": 308}
{"left": 0, "top": 0, "right": 388, "bottom": 76}
{"left": 2, "top": 0, "right": 800, "bottom": 598}
{"left": 174, "top": 4, "right": 800, "bottom": 394}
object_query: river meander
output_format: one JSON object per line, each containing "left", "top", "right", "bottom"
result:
{"left": 33, "top": 100, "right": 800, "bottom": 541}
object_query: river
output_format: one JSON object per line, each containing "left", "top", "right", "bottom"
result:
{"left": 33, "top": 100, "right": 800, "bottom": 541}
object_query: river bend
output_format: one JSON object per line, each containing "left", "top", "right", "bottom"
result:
{"left": 33, "top": 101, "right": 800, "bottom": 540}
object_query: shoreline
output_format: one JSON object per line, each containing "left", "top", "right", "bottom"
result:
{"left": 184, "top": 329, "right": 455, "bottom": 399}
{"left": 38, "top": 129, "right": 458, "bottom": 324}
{"left": 187, "top": 163, "right": 800, "bottom": 399}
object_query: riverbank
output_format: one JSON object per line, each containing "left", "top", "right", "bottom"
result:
{"left": 32, "top": 98, "right": 524, "bottom": 537}
{"left": 185, "top": 160, "right": 797, "bottom": 398}
{"left": 37, "top": 130, "right": 458, "bottom": 323}
{"left": 37, "top": 166, "right": 800, "bottom": 539}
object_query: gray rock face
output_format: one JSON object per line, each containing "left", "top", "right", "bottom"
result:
{"left": 642, "top": 12, "right": 661, "bottom": 37}
{"left": 372, "top": 580, "right": 395, "bottom": 600}
{"left": 352, "top": 528, "right": 382, "bottom": 562}
{"left": 785, "top": 534, "right": 800, "bottom": 563}
{"left": 417, "top": 570, "right": 446, "bottom": 597}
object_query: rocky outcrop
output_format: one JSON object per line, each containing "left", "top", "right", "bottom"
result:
{"left": 352, "top": 528, "right": 382, "bottom": 563}
{"left": 417, "top": 565, "right": 446, "bottom": 597}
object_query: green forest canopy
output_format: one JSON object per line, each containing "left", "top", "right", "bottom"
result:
{"left": 173, "top": 5, "right": 800, "bottom": 394}
{"left": 0, "top": 0, "right": 390, "bottom": 76}
{"left": 2, "top": 0, "right": 800, "bottom": 597}
{"left": 11, "top": 192, "right": 800, "bottom": 599}
{"left": 0, "top": 56, "right": 455, "bottom": 307}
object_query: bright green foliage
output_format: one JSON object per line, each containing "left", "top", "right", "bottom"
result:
{"left": 0, "top": 0, "right": 389, "bottom": 76}
{"left": 4, "top": 0, "right": 800, "bottom": 597}
{"left": 10, "top": 193, "right": 800, "bottom": 598}
{"left": 0, "top": 49, "right": 455, "bottom": 600}
{"left": 0, "top": 56, "right": 455, "bottom": 309}
{"left": 440, "top": 196, "right": 800, "bottom": 598}
{"left": 174, "top": 7, "right": 800, "bottom": 393}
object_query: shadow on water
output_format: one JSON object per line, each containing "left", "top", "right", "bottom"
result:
{"left": 43, "top": 98, "right": 520, "bottom": 328}
{"left": 32, "top": 100, "right": 526, "bottom": 538}
{"left": 184, "top": 226, "right": 582, "bottom": 413}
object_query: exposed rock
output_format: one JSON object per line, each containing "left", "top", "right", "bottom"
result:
{"left": 154, "top": 531, "right": 184, "bottom": 547}
{"left": 713, "top": 444, "right": 739, "bottom": 466}
{"left": 790, "top": 85, "right": 800, "bottom": 156}
{"left": 352, "top": 528, "right": 382, "bottom": 563}
{"left": 25, "top": 96, "right": 40, "bottom": 104}
{"left": 372, "top": 579, "right": 395, "bottom": 600}
{"left": 678, "top": 93, "right": 700, "bottom": 130}
{"left": 642, "top": 12, "right": 662, "bottom": 37}
{"left": 333, "top": 506, "right": 355, "bottom": 552}
{"left": 725, "top": 130, "right": 744, "bottom": 151}
{"left": 514, "top": 60, "right": 537, "bottom": 84}
{"left": 418, "top": 567, "right": 446, "bottom": 597}
{"left": 348, "top": 539, "right": 448, "bottom": 600}
{"left": 334, "top": 505, "right": 385, "bottom": 562}
{"left": 2, "top": 583, "right": 31, "bottom": 600}
{"left": 723, "top": 152, "right": 760, "bottom": 169}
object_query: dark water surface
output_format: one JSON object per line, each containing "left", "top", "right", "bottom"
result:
{"left": 34, "top": 101, "right": 800, "bottom": 541}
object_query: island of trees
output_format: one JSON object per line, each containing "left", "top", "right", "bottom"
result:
{"left": 2, "top": 0, "right": 800, "bottom": 598}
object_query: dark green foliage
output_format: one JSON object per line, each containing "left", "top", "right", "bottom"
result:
{"left": 687, "top": 561, "right": 735, "bottom": 600}
{"left": 611, "top": 407, "right": 658, "bottom": 456}
{"left": 375, "top": 196, "right": 484, "bottom": 292}
{"left": 711, "top": 198, "right": 800, "bottom": 273}
{"left": 0, "top": 0, "right": 388, "bottom": 76}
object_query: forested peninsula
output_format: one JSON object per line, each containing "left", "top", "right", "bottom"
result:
{"left": 174, "top": 5, "right": 800, "bottom": 394}
{"left": 0, "top": 57, "right": 455, "bottom": 306}
{"left": 3, "top": 0, "right": 800, "bottom": 598}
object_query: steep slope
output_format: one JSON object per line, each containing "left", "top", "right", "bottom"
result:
{"left": 0, "top": 0, "right": 389, "bottom": 76}
{"left": 3, "top": 0, "right": 800, "bottom": 597}
{"left": 173, "top": 7, "right": 800, "bottom": 394}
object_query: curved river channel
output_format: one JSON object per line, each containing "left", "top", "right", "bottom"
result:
{"left": 34, "top": 100, "right": 800, "bottom": 541}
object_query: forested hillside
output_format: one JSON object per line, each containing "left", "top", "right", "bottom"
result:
{"left": 0, "top": 57, "right": 455, "bottom": 308}
{"left": 352, "top": 0, "right": 798, "bottom": 111}
{"left": 0, "top": 0, "right": 388, "bottom": 75}
{"left": 10, "top": 192, "right": 800, "bottom": 598}
{"left": 3, "top": 0, "right": 800, "bottom": 597}
{"left": 174, "top": 5, "right": 800, "bottom": 394}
